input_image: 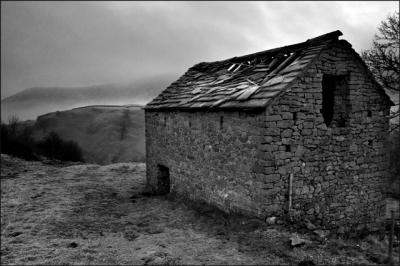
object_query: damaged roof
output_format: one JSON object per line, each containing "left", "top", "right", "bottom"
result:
{"left": 145, "top": 31, "right": 344, "bottom": 110}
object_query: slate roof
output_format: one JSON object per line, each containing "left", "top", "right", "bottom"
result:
{"left": 145, "top": 31, "right": 346, "bottom": 110}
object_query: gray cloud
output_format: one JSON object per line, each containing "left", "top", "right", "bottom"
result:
{"left": 1, "top": 1, "right": 398, "bottom": 99}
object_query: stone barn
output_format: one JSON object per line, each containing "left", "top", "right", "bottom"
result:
{"left": 144, "top": 31, "right": 393, "bottom": 232}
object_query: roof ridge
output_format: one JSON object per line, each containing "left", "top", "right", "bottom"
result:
{"left": 306, "top": 30, "right": 342, "bottom": 43}
{"left": 219, "top": 30, "right": 343, "bottom": 64}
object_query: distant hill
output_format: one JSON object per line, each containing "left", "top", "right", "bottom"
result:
{"left": 32, "top": 105, "right": 145, "bottom": 164}
{"left": 1, "top": 74, "right": 176, "bottom": 121}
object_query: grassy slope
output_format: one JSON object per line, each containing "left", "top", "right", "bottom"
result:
{"left": 32, "top": 105, "right": 145, "bottom": 164}
{"left": 1, "top": 154, "right": 398, "bottom": 265}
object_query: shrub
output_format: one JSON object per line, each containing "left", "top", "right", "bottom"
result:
{"left": 0, "top": 118, "right": 37, "bottom": 160}
{"left": 37, "top": 131, "right": 83, "bottom": 162}
{"left": 1, "top": 116, "right": 84, "bottom": 163}
{"left": 60, "top": 140, "right": 84, "bottom": 162}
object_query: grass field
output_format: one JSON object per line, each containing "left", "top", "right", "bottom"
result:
{"left": 1, "top": 154, "right": 398, "bottom": 265}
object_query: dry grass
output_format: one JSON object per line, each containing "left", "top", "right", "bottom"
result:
{"left": 1, "top": 154, "right": 399, "bottom": 265}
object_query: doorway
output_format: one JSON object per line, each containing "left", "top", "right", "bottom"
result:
{"left": 157, "top": 164, "right": 170, "bottom": 195}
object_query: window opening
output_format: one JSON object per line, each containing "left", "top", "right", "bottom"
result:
{"left": 321, "top": 76, "right": 335, "bottom": 126}
{"left": 220, "top": 116, "right": 224, "bottom": 129}
{"left": 321, "top": 74, "right": 350, "bottom": 127}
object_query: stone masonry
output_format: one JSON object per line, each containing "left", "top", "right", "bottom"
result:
{"left": 145, "top": 32, "right": 393, "bottom": 233}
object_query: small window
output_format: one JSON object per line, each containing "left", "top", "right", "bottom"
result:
{"left": 367, "top": 110, "right": 372, "bottom": 117}
{"left": 220, "top": 116, "right": 224, "bottom": 129}
{"left": 321, "top": 76, "right": 335, "bottom": 126}
{"left": 285, "top": 145, "right": 291, "bottom": 152}
{"left": 293, "top": 112, "right": 297, "bottom": 121}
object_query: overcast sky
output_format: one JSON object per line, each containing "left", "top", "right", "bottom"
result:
{"left": 1, "top": 1, "right": 398, "bottom": 99}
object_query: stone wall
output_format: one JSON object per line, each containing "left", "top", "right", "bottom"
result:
{"left": 145, "top": 41, "right": 391, "bottom": 232}
{"left": 145, "top": 109, "right": 269, "bottom": 217}
{"left": 261, "top": 41, "right": 391, "bottom": 232}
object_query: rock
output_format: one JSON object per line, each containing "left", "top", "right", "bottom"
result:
{"left": 313, "top": 229, "right": 330, "bottom": 239}
{"left": 141, "top": 186, "right": 154, "bottom": 197}
{"left": 337, "top": 226, "right": 346, "bottom": 235}
{"left": 244, "top": 218, "right": 265, "bottom": 229}
{"left": 145, "top": 226, "right": 164, "bottom": 234}
{"left": 290, "top": 234, "right": 312, "bottom": 247}
{"left": 68, "top": 242, "right": 78, "bottom": 248}
{"left": 366, "top": 253, "right": 387, "bottom": 264}
{"left": 265, "top": 216, "right": 277, "bottom": 225}
{"left": 306, "top": 208, "right": 314, "bottom": 215}
{"left": 8, "top": 231, "right": 22, "bottom": 237}
{"left": 298, "top": 260, "right": 316, "bottom": 266}
{"left": 305, "top": 219, "right": 317, "bottom": 230}
{"left": 124, "top": 229, "right": 140, "bottom": 241}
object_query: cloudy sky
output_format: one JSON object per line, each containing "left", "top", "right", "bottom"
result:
{"left": 1, "top": 1, "right": 398, "bottom": 99}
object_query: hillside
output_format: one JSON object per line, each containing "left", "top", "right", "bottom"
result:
{"left": 1, "top": 75, "right": 175, "bottom": 120}
{"left": 32, "top": 105, "right": 145, "bottom": 164}
{"left": 1, "top": 154, "right": 398, "bottom": 265}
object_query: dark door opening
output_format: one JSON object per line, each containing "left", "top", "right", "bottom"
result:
{"left": 156, "top": 165, "right": 170, "bottom": 195}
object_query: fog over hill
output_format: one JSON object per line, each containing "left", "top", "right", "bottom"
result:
{"left": 1, "top": 74, "right": 176, "bottom": 121}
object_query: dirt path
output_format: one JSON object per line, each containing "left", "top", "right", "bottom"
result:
{"left": 1, "top": 154, "right": 398, "bottom": 265}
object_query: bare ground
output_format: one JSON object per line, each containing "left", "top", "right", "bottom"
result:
{"left": 1, "top": 154, "right": 399, "bottom": 265}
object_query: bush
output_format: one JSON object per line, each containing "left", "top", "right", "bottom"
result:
{"left": 37, "top": 131, "right": 83, "bottom": 162}
{"left": 1, "top": 116, "right": 83, "bottom": 162}
{"left": 0, "top": 118, "right": 37, "bottom": 160}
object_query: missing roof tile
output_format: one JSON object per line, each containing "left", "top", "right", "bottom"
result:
{"left": 232, "top": 64, "right": 241, "bottom": 72}
{"left": 228, "top": 64, "right": 236, "bottom": 71}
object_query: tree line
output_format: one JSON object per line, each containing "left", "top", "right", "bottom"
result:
{"left": 1, "top": 115, "right": 83, "bottom": 162}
